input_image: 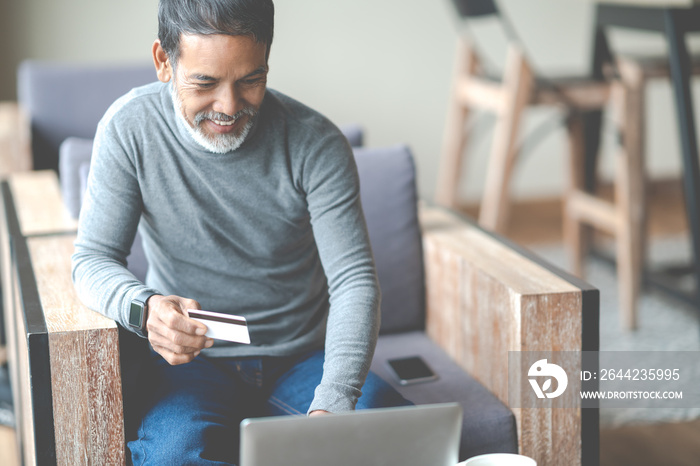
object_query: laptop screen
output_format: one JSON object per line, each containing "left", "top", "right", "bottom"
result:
{"left": 240, "top": 403, "right": 462, "bottom": 466}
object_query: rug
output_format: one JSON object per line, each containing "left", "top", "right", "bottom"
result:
{"left": 532, "top": 235, "right": 700, "bottom": 428}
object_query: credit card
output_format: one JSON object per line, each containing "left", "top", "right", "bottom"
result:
{"left": 187, "top": 309, "right": 251, "bottom": 344}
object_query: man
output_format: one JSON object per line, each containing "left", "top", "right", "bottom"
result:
{"left": 72, "top": 0, "right": 408, "bottom": 463}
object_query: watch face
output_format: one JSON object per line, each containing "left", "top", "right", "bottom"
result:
{"left": 129, "top": 301, "right": 144, "bottom": 328}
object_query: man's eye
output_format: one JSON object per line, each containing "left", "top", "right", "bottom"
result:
{"left": 242, "top": 77, "right": 265, "bottom": 85}
{"left": 196, "top": 82, "right": 215, "bottom": 89}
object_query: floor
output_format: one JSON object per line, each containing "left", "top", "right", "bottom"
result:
{"left": 461, "top": 179, "right": 688, "bottom": 246}
{"left": 600, "top": 419, "right": 700, "bottom": 466}
{"left": 0, "top": 180, "right": 696, "bottom": 466}
{"left": 0, "top": 425, "right": 17, "bottom": 466}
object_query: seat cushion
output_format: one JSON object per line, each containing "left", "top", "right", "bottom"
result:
{"left": 371, "top": 332, "right": 518, "bottom": 460}
{"left": 354, "top": 145, "right": 425, "bottom": 334}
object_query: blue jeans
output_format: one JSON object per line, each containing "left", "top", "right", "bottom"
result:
{"left": 127, "top": 349, "right": 411, "bottom": 465}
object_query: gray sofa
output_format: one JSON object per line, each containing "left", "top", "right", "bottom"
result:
{"left": 6, "top": 61, "right": 599, "bottom": 465}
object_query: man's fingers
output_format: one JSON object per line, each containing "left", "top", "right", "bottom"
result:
{"left": 152, "top": 344, "right": 201, "bottom": 366}
{"left": 145, "top": 295, "right": 213, "bottom": 357}
{"left": 148, "top": 315, "right": 212, "bottom": 352}
{"left": 148, "top": 295, "right": 206, "bottom": 336}
{"left": 160, "top": 305, "right": 201, "bottom": 334}
{"left": 170, "top": 302, "right": 208, "bottom": 335}
{"left": 181, "top": 298, "right": 201, "bottom": 311}
{"left": 179, "top": 299, "right": 208, "bottom": 335}
{"left": 183, "top": 311, "right": 209, "bottom": 336}
{"left": 148, "top": 327, "right": 202, "bottom": 355}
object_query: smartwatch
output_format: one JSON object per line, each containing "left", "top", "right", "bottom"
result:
{"left": 129, "top": 291, "right": 156, "bottom": 338}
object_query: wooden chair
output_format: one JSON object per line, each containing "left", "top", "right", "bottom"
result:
{"left": 564, "top": 74, "right": 643, "bottom": 331}
{"left": 437, "top": 0, "right": 665, "bottom": 330}
{"left": 566, "top": 51, "right": 700, "bottom": 330}
{"left": 436, "top": 0, "right": 610, "bottom": 234}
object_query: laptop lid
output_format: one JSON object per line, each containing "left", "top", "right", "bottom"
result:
{"left": 240, "top": 403, "right": 462, "bottom": 466}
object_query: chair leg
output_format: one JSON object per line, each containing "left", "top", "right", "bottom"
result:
{"left": 478, "top": 46, "right": 533, "bottom": 233}
{"left": 436, "top": 39, "right": 480, "bottom": 209}
{"left": 618, "top": 59, "right": 649, "bottom": 287}
{"left": 615, "top": 64, "right": 647, "bottom": 330}
{"left": 436, "top": 105, "right": 469, "bottom": 209}
{"left": 563, "top": 114, "right": 588, "bottom": 278}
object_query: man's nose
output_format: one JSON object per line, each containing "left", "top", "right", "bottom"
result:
{"left": 212, "top": 85, "right": 240, "bottom": 117}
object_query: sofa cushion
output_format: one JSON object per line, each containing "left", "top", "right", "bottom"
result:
{"left": 338, "top": 123, "right": 364, "bottom": 147}
{"left": 372, "top": 331, "right": 518, "bottom": 459}
{"left": 18, "top": 61, "right": 156, "bottom": 171}
{"left": 78, "top": 162, "right": 90, "bottom": 208}
{"left": 354, "top": 145, "right": 425, "bottom": 334}
{"left": 59, "top": 137, "right": 94, "bottom": 219}
{"left": 78, "top": 161, "right": 148, "bottom": 282}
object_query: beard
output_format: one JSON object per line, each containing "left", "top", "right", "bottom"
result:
{"left": 171, "top": 84, "right": 257, "bottom": 154}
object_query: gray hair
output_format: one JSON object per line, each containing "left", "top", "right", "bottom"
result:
{"left": 158, "top": 0, "right": 274, "bottom": 63}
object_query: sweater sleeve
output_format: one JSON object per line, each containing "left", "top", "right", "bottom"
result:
{"left": 303, "top": 132, "right": 381, "bottom": 414}
{"left": 71, "top": 119, "right": 160, "bottom": 330}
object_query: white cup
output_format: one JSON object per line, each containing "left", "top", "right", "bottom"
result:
{"left": 460, "top": 453, "right": 537, "bottom": 466}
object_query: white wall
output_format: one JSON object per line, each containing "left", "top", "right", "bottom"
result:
{"left": 0, "top": 1, "right": 158, "bottom": 65}
{"left": 269, "top": 0, "right": 455, "bottom": 201}
{"left": 1, "top": 0, "right": 697, "bottom": 203}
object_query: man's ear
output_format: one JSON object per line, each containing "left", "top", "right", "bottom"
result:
{"left": 152, "top": 40, "right": 173, "bottom": 83}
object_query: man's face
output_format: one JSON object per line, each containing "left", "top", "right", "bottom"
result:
{"left": 169, "top": 34, "right": 269, "bottom": 153}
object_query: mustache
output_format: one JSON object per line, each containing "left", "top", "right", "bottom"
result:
{"left": 194, "top": 107, "right": 257, "bottom": 125}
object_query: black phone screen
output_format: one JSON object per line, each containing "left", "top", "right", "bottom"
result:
{"left": 387, "top": 356, "right": 438, "bottom": 384}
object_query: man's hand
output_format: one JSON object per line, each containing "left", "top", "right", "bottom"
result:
{"left": 146, "top": 294, "right": 214, "bottom": 365}
{"left": 309, "top": 410, "right": 331, "bottom": 417}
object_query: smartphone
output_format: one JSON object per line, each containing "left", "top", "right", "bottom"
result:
{"left": 387, "top": 356, "right": 439, "bottom": 385}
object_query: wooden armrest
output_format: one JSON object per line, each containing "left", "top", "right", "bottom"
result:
{"left": 419, "top": 203, "right": 599, "bottom": 466}
{"left": 7, "top": 170, "right": 78, "bottom": 236}
{"left": 0, "top": 102, "right": 32, "bottom": 175}
{"left": 1, "top": 171, "right": 124, "bottom": 464}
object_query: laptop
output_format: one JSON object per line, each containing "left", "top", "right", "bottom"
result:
{"left": 239, "top": 403, "right": 462, "bottom": 466}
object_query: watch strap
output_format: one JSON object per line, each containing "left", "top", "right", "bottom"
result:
{"left": 130, "top": 290, "right": 157, "bottom": 338}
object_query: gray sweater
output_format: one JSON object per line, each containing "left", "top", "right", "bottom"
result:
{"left": 72, "top": 82, "right": 381, "bottom": 413}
